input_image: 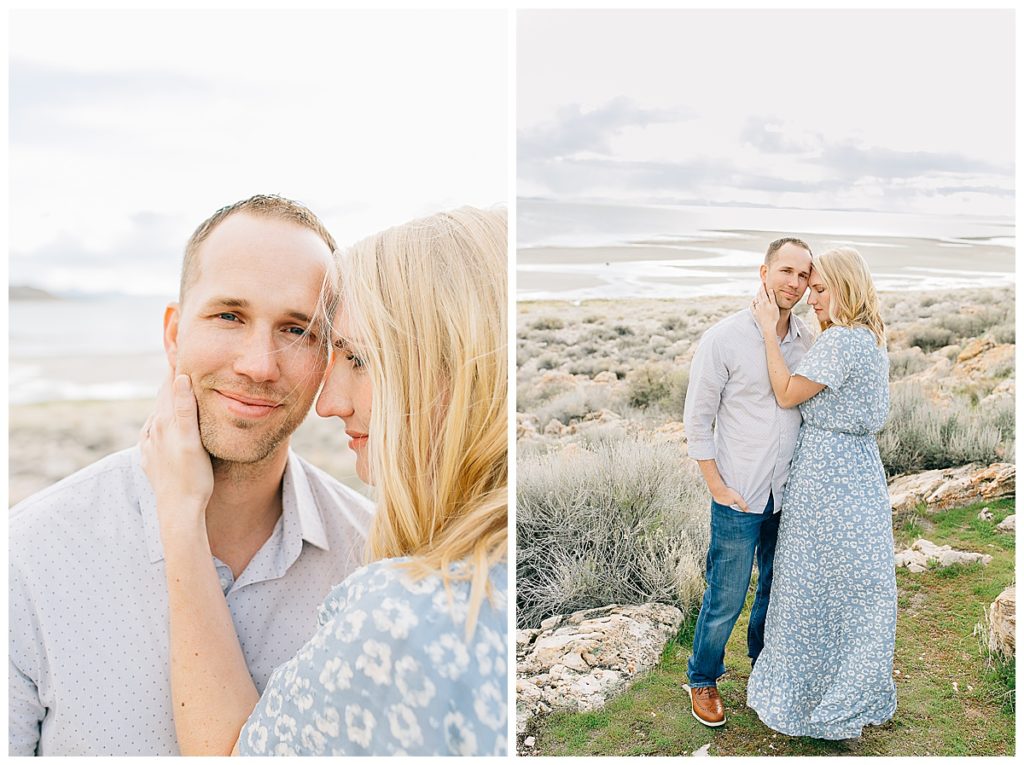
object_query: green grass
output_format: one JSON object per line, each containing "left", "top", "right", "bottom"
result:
{"left": 525, "top": 498, "right": 1015, "bottom": 756}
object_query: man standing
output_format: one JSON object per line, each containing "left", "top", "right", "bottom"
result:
{"left": 9, "top": 195, "right": 374, "bottom": 755}
{"left": 681, "top": 238, "right": 814, "bottom": 727}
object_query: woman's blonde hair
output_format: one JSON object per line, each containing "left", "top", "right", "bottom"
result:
{"left": 813, "top": 247, "right": 886, "bottom": 345}
{"left": 336, "top": 206, "right": 507, "bottom": 634}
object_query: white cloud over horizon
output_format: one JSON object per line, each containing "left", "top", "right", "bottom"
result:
{"left": 10, "top": 9, "right": 508, "bottom": 294}
{"left": 518, "top": 9, "right": 1014, "bottom": 220}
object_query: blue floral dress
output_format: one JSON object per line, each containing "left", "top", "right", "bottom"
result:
{"left": 238, "top": 558, "right": 508, "bottom": 756}
{"left": 747, "top": 325, "right": 896, "bottom": 739}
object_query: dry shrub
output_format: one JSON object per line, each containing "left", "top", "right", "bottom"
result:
{"left": 878, "top": 384, "right": 1007, "bottom": 476}
{"left": 516, "top": 439, "right": 710, "bottom": 628}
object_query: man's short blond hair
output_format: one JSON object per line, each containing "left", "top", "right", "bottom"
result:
{"left": 764, "top": 236, "right": 812, "bottom": 266}
{"left": 179, "top": 194, "right": 337, "bottom": 303}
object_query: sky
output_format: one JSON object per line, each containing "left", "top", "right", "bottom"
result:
{"left": 518, "top": 9, "right": 1014, "bottom": 220}
{"left": 9, "top": 9, "right": 508, "bottom": 295}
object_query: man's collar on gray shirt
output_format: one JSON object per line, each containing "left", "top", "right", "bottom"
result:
{"left": 131, "top": 447, "right": 333, "bottom": 569}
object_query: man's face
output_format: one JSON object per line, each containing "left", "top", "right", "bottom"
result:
{"left": 163, "top": 213, "right": 333, "bottom": 465}
{"left": 760, "top": 243, "right": 812, "bottom": 310}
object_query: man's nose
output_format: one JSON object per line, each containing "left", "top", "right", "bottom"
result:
{"left": 233, "top": 329, "right": 281, "bottom": 383}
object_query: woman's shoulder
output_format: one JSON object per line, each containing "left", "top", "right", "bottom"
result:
{"left": 817, "top": 324, "right": 879, "bottom": 347}
{"left": 318, "top": 557, "right": 508, "bottom": 629}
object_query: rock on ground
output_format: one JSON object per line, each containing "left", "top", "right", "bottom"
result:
{"left": 894, "top": 538, "right": 993, "bottom": 573}
{"left": 888, "top": 463, "right": 1015, "bottom": 514}
{"left": 516, "top": 603, "right": 683, "bottom": 736}
{"left": 987, "top": 586, "right": 1015, "bottom": 658}
{"left": 996, "top": 514, "right": 1015, "bottom": 533}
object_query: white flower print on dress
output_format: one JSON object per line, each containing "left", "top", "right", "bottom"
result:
{"left": 373, "top": 596, "right": 419, "bottom": 639}
{"left": 394, "top": 655, "right": 437, "bottom": 708}
{"left": 273, "top": 713, "right": 297, "bottom": 743}
{"left": 747, "top": 327, "right": 897, "bottom": 739}
{"left": 237, "top": 558, "right": 508, "bottom": 756}
{"left": 287, "top": 675, "right": 314, "bottom": 713}
{"left": 473, "top": 681, "right": 506, "bottom": 731}
{"left": 314, "top": 707, "right": 340, "bottom": 738}
{"left": 318, "top": 656, "right": 354, "bottom": 693}
{"left": 245, "top": 722, "right": 268, "bottom": 754}
{"left": 474, "top": 625, "right": 505, "bottom": 676}
{"left": 426, "top": 633, "right": 470, "bottom": 680}
{"left": 333, "top": 609, "right": 367, "bottom": 643}
{"left": 356, "top": 639, "right": 393, "bottom": 685}
{"left": 264, "top": 686, "right": 283, "bottom": 717}
{"left": 345, "top": 704, "right": 376, "bottom": 748}
{"left": 443, "top": 710, "right": 478, "bottom": 755}
{"left": 387, "top": 703, "right": 424, "bottom": 749}
{"left": 299, "top": 723, "right": 327, "bottom": 755}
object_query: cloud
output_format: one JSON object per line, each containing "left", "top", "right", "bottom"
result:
{"left": 10, "top": 210, "right": 189, "bottom": 295}
{"left": 518, "top": 97, "right": 695, "bottom": 161}
{"left": 521, "top": 105, "right": 1014, "bottom": 217}
{"left": 821, "top": 141, "right": 1010, "bottom": 180}
{"left": 9, "top": 59, "right": 211, "bottom": 146}
{"left": 741, "top": 114, "right": 1012, "bottom": 179}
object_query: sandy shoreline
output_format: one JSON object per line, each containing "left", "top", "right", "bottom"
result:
{"left": 9, "top": 399, "right": 368, "bottom": 507}
{"left": 517, "top": 230, "right": 1014, "bottom": 300}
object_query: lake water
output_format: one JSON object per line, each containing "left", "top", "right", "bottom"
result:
{"left": 517, "top": 198, "right": 1015, "bottom": 301}
{"left": 10, "top": 295, "right": 173, "bottom": 404}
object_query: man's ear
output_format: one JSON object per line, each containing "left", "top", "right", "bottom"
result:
{"left": 759, "top": 263, "right": 768, "bottom": 284}
{"left": 163, "top": 303, "right": 181, "bottom": 371}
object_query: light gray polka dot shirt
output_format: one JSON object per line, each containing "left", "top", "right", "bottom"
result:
{"left": 8, "top": 446, "right": 374, "bottom": 756}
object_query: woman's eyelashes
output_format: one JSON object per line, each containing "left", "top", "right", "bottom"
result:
{"left": 333, "top": 340, "right": 366, "bottom": 369}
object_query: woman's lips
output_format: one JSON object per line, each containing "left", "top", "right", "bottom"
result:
{"left": 215, "top": 390, "right": 281, "bottom": 419}
{"left": 346, "top": 431, "right": 369, "bottom": 450}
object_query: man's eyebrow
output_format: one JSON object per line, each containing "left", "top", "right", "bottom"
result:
{"left": 202, "top": 298, "right": 311, "bottom": 323}
{"left": 204, "top": 297, "right": 249, "bottom": 309}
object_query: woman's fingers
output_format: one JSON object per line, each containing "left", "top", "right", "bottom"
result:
{"left": 172, "top": 375, "right": 200, "bottom": 437}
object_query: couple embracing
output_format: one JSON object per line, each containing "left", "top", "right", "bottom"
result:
{"left": 682, "top": 238, "right": 896, "bottom": 740}
{"left": 11, "top": 196, "right": 507, "bottom": 756}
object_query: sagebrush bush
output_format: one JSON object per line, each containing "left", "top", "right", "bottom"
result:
{"left": 530, "top": 316, "right": 565, "bottom": 331}
{"left": 878, "top": 384, "right": 1005, "bottom": 476}
{"left": 516, "top": 439, "right": 710, "bottom": 628}
{"left": 532, "top": 384, "right": 623, "bottom": 426}
{"left": 626, "top": 361, "right": 689, "bottom": 415}
{"left": 904, "top": 324, "right": 955, "bottom": 353}
{"left": 989, "top": 323, "right": 1015, "bottom": 345}
{"left": 937, "top": 305, "right": 1011, "bottom": 341}
{"left": 888, "top": 347, "right": 930, "bottom": 379}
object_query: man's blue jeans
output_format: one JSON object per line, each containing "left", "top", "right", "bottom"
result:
{"left": 687, "top": 493, "right": 779, "bottom": 688}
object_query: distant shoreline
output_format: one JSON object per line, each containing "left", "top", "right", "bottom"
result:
{"left": 517, "top": 229, "right": 1014, "bottom": 302}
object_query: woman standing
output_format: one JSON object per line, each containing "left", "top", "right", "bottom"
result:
{"left": 746, "top": 247, "right": 896, "bottom": 739}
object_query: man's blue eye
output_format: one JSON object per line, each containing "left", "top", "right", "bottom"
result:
{"left": 217, "top": 313, "right": 238, "bottom": 321}
{"left": 287, "top": 327, "right": 308, "bottom": 336}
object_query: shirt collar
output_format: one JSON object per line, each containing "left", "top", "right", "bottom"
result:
{"left": 132, "top": 447, "right": 331, "bottom": 566}
{"left": 745, "top": 307, "right": 806, "bottom": 344}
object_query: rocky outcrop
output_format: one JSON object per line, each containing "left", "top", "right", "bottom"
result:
{"left": 996, "top": 514, "right": 1015, "bottom": 533}
{"left": 888, "top": 463, "right": 1015, "bottom": 513}
{"left": 987, "top": 586, "right": 1015, "bottom": 658}
{"left": 894, "top": 538, "right": 993, "bottom": 573}
{"left": 516, "top": 603, "right": 683, "bottom": 736}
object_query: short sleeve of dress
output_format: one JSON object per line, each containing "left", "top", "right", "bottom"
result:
{"left": 794, "top": 326, "right": 854, "bottom": 390}
{"left": 238, "top": 560, "right": 508, "bottom": 757}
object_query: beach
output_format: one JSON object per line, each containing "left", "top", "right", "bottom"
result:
{"left": 516, "top": 199, "right": 1013, "bottom": 302}
{"left": 9, "top": 398, "right": 367, "bottom": 507}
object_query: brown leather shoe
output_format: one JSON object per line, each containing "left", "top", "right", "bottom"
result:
{"left": 689, "top": 685, "right": 726, "bottom": 727}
